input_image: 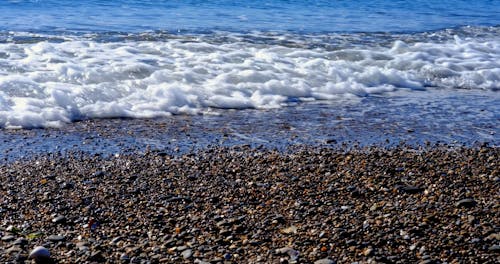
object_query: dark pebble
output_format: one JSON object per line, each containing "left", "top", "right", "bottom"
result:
{"left": 455, "top": 198, "right": 477, "bottom": 208}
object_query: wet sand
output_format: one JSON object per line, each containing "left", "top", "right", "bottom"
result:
{"left": 0, "top": 145, "right": 498, "bottom": 263}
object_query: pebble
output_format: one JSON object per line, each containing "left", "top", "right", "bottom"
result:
{"left": 281, "top": 225, "right": 298, "bottom": 234}
{"left": 5, "top": 246, "right": 22, "bottom": 254}
{"left": 51, "top": 215, "right": 67, "bottom": 224}
{"left": 29, "top": 246, "right": 50, "bottom": 259}
{"left": 181, "top": 249, "right": 193, "bottom": 259}
{"left": 47, "top": 235, "right": 65, "bottom": 242}
{"left": 12, "top": 237, "right": 28, "bottom": 245}
{"left": 488, "top": 245, "right": 500, "bottom": 252}
{"left": 120, "top": 253, "right": 130, "bottom": 261}
{"left": 276, "top": 247, "right": 299, "bottom": 261}
{"left": 1, "top": 235, "right": 15, "bottom": 242}
{"left": 397, "top": 185, "right": 424, "bottom": 194}
{"left": 455, "top": 198, "right": 477, "bottom": 208}
{"left": 0, "top": 146, "right": 497, "bottom": 263}
{"left": 363, "top": 247, "right": 373, "bottom": 256}
{"left": 314, "top": 258, "right": 336, "bottom": 264}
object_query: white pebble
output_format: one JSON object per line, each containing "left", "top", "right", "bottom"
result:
{"left": 29, "top": 246, "right": 50, "bottom": 259}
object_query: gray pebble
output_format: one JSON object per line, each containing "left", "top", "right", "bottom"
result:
{"left": 181, "top": 249, "right": 193, "bottom": 259}
{"left": 488, "top": 245, "right": 500, "bottom": 252}
{"left": 12, "top": 237, "right": 28, "bottom": 245}
{"left": 47, "top": 235, "right": 65, "bottom": 242}
{"left": 1, "top": 235, "right": 15, "bottom": 242}
{"left": 314, "top": 259, "right": 336, "bottom": 264}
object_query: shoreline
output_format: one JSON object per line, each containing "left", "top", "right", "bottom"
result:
{"left": 1, "top": 89, "right": 499, "bottom": 162}
{"left": 1, "top": 145, "right": 498, "bottom": 263}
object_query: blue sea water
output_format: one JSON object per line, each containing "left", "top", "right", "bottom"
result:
{"left": 0, "top": 0, "right": 498, "bottom": 141}
{"left": 1, "top": 0, "right": 499, "bottom": 33}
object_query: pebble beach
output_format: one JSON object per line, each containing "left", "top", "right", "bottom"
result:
{"left": 1, "top": 144, "right": 498, "bottom": 263}
{"left": 0, "top": 1, "right": 499, "bottom": 263}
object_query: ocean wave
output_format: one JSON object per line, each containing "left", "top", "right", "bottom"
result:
{"left": 0, "top": 27, "right": 499, "bottom": 128}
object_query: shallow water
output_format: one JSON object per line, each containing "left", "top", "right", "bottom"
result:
{"left": 1, "top": 89, "right": 498, "bottom": 161}
{"left": 0, "top": 0, "right": 498, "bottom": 151}
{"left": 0, "top": 27, "right": 499, "bottom": 128}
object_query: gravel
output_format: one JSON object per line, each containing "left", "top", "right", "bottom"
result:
{"left": 0, "top": 145, "right": 498, "bottom": 263}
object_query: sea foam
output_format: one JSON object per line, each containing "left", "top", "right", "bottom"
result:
{"left": 0, "top": 29, "right": 498, "bottom": 128}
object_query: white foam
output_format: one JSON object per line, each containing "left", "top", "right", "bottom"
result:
{"left": 0, "top": 31, "right": 498, "bottom": 128}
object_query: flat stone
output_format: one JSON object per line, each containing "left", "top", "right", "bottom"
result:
{"left": 455, "top": 198, "right": 477, "bottom": 208}
{"left": 176, "top": 245, "right": 188, "bottom": 251}
{"left": 1, "top": 235, "right": 15, "bottom": 241}
{"left": 314, "top": 258, "right": 336, "bottom": 264}
{"left": 47, "top": 235, "right": 65, "bottom": 242}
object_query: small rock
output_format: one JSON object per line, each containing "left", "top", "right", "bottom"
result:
{"left": 276, "top": 247, "right": 299, "bottom": 261}
{"left": 89, "top": 250, "right": 105, "bottom": 262}
{"left": 397, "top": 185, "right": 424, "bottom": 194}
{"left": 5, "top": 246, "right": 22, "bottom": 254}
{"left": 455, "top": 198, "right": 477, "bottom": 208}
{"left": 6, "top": 225, "right": 21, "bottom": 233}
{"left": 120, "top": 253, "right": 130, "bottom": 261}
{"left": 281, "top": 225, "right": 298, "bottom": 234}
{"left": 29, "top": 246, "right": 51, "bottom": 259}
{"left": 485, "top": 233, "right": 500, "bottom": 241}
{"left": 93, "top": 171, "right": 106, "bottom": 177}
{"left": 488, "top": 245, "right": 500, "bottom": 252}
{"left": 12, "top": 237, "right": 28, "bottom": 245}
{"left": 314, "top": 258, "right": 335, "bottom": 264}
{"left": 52, "top": 215, "right": 67, "bottom": 224}
{"left": 1, "top": 235, "right": 16, "bottom": 241}
{"left": 181, "top": 249, "right": 193, "bottom": 259}
{"left": 47, "top": 235, "right": 65, "bottom": 242}
{"left": 60, "top": 182, "right": 74, "bottom": 189}
{"left": 110, "top": 236, "right": 122, "bottom": 245}
{"left": 176, "top": 245, "right": 188, "bottom": 251}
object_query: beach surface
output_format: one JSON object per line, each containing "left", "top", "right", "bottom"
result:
{"left": 0, "top": 143, "right": 498, "bottom": 263}
{"left": 1, "top": 0, "right": 499, "bottom": 263}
